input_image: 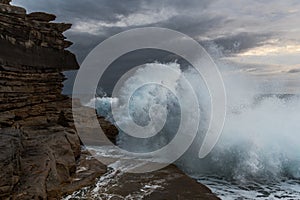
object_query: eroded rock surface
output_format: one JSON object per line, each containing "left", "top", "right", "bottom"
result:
{"left": 64, "top": 163, "right": 220, "bottom": 200}
{"left": 0, "top": 2, "right": 219, "bottom": 200}
{"left": 0, "top": 0, "right": 11, "bottom": 5}
{"left": 0, "top": 3, "right": 107, "bottom": 199}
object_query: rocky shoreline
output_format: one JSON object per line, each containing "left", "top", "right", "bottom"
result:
{"left": 0, "top": 1, "right": 219, "bottom": 199}
{"left": 64, "top": 158, "right": 219, "bottom": 200}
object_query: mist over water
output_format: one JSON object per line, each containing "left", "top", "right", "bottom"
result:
{"left": 91, "top": 61, "right": 300, "bottom": 187}
{"left": 180, "top": 94, "right": 300, "bottom": 182}
{"left": 92, "top": 62, "right": 211, "bottom": 154}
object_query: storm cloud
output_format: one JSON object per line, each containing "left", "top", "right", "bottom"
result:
{"left": 12, "top": 0, "right": 300, "bottom": 94}
{"left": 12, "top": 0, "right": 279, "bottom": 60}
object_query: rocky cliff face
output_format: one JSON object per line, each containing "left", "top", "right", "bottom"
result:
{"left": 0, "top": 1, "right": 106, "bottom": 199}
{"left": 0, "top": 1, "right": 219, "bottom": 199}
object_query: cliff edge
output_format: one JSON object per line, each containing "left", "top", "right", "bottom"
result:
{"left": 0, "top": 1, "right": 106, "bottom": 199}
{"left": 0, "top": 1, "right": 219, "bottom": 199}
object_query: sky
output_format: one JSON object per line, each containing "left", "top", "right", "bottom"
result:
{"left": 12, "top": 0, "right": 300, "bottom": 94}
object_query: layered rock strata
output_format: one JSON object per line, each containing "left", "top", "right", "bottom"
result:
{"left": 0, "top": 2, "right": 107, "bottom": 199}
{"left": 0, "top": 2, "right": 219, "bottom": 200}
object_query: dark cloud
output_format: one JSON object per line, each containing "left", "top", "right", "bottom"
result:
{"left": 12, "top": 0, "right": 212, "bottom": 23}
{"left": 287, "top": 68, "right": 300, "bottom": 74}
{"left": 65, "top": 32, "right": 107, "bottom": 63}
{"left": 13, "top": 0, "right": 293, "bottom": 94}
{"left": 12, "top": 0, "right": 222, "bottom": 62}
{"left": 12, "top": 0, "right": 298, "bottom": 59}
{"left": 156, "top": 15, "right": 227, "bottom": 38}
{"left": 13, "top": 0, "right": 271, "bottom": 57}
{"left": 13, "top": 0, "right": 143, "bottom": 22}
{"left": 212, "top": 32, "right": 272, "bottom": 55}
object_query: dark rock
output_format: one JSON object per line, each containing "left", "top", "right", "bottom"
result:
{"left": 27, "top": 12, "right": 56, "bottom": 22}
{"left": 0, "top": 3, "right": 84, "bottom": 199}
{"left": 143, "top": 165, "right": 220, "bottom": 200}
{"left": 0, "top": 4, "right": 26, "bottom": 15}
{"left": 0, "top": 2, "right": 220, "bottom": 200}
{"left": 57, "top": 150, "right": 107, "bottom": 197}
{"left": 0, "top": 0, "right": 11, "bottom": 4}
{"left": 64, "top": 163, "right": 220, "bottom": 200}
{"left": 98, "top": 116, "right": 119, "bottom": 144}
{"left": 0, "top": 7, "right": 73, "bottom": 50}
{"left": 0, "top": 128, "right": 22, "bottom": 198}
{"left": 54, "top": 23, "right": 72, "bottom": 32}
{"left": 0, "top": 38, "right": 79, "bottom": 72}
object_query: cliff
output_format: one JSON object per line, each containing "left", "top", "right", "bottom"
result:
{"left": 0, "top": 1, "right": 219, "bottom": 199}
{"left": 0, "top": 1, "right": 108, "bottom": 199}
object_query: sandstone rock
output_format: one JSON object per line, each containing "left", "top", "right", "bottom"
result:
{"left": 0, "top": 3, "right": 83, "bottom": 199}
{"left": 0, "top": 3, "right": 220, "bottom": 200}
{"left": 0, "top": 38, "right": 79, "bottom": 71}
{"left": 27, "top": 12, "right": 56, "bottom": 22}
{"left": 142, "top": 165, "right": 220, "bottom": 200}
{"left": 0, "top": 3, "right": 26, "bottom": 15}
{"left": 0, "top": 6, "right": 74, "bottom": 50}
{"left": 0, "top": 128, "right": 22, "bottom": 199}
{"left": 0, "top": 0, "right": 11, "bottom": 5}
{"left": 53, "top": 23, "right": 72, "bottom": 32}
{"left": 98, "top": 116, "right": 119, "bottom": 144}
{"left": 57, "top": 150, "right": 107, "bottom": 197}
{"left": 64, "top": 163, "right": 220, "bottom": 200}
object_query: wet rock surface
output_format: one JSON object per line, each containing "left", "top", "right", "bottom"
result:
{"left": 64, "top": 163, "right": 220, "bottom": 200}
{"left": 119, "top": 165, "right": 220, "bottom": 200}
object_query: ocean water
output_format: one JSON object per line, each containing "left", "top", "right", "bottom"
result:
{"left": 199, "top": 176, "right": 300, "bottom": 200}
{"left": 64, "top": 146, "right": 300, "bottom": 200}
{"left": 87, "top": 62, "right": 300, "bottom": 199}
